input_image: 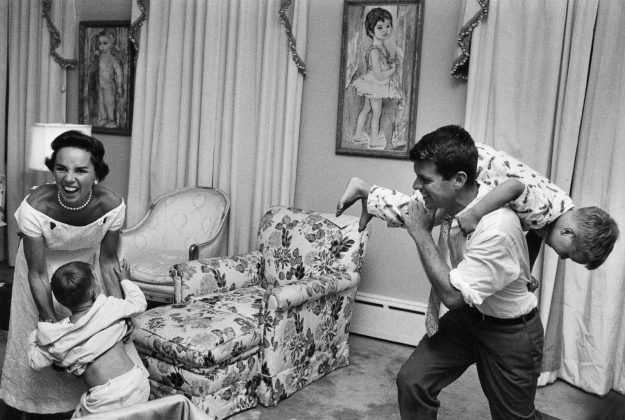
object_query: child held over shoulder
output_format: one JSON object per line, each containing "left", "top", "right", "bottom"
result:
{"left": 336, "top": 141, "right": 619, "bottom": 271}
{"left": 28, "top": 260, "right": 149, "bottom": 417}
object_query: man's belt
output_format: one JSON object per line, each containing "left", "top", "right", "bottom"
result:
{"left": 468, "top": 306, "right": 538, "bottom": 325}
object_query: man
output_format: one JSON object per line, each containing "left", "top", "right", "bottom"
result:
{"left": 392, "top": 126, "right": 542, "bottom": 419}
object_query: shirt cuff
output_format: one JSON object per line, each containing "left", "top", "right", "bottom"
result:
{"left": 449, "top": 268, "right": 483, "bottom": 307}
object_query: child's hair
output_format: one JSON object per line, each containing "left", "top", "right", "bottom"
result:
{"left": 573, "top": 206, "right": 619, "bottom": 270}
{"left": 364, "top": 7, "right": 393, "bottom": 39}
{"left": 51, "top": 261, "right": 96, "bottom": 310}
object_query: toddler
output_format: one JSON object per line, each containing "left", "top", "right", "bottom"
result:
{"left": 28, "top": 260, "right": 149, "bottom": 418}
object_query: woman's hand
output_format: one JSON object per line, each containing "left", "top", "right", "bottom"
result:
{"left": 23, "top": 236, "right": 57, "bottom": 322}
{"left": 99, "top": 230, "right": 123, "bottom": 298}
{"left": 122, "top": 318, "right": 135, "bottom": 344}
{"left": 114, "top": 259, "right": 132, "bottom": 282}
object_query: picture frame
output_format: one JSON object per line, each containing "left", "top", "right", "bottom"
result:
{"left": 78, "top": 21, "right": 134, "bottom": 136}
{"left": 336, "top": 0, "right": 424, "bottom": 158}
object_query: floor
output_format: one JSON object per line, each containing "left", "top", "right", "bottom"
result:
{"left": 1, "top": 261, "right": 624, "bottom": 419}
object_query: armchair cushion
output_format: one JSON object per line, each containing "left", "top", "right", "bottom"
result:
{"left": 130, "top": 252, "right": 184, "bottom": 285}
{"left": 133, "top": 286, "right": 264, "bottom": 368}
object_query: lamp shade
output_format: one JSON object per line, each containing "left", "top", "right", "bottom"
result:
{"left": 29, "top": 123, "right": 92, "bottom": 171}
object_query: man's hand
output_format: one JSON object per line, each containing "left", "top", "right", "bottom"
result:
{"left": 403, "top": 199, "right": 436, "bottom": 238}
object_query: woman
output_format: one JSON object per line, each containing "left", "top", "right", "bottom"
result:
{"left": 0, "top": 131, "right": 138, "bottom": 416}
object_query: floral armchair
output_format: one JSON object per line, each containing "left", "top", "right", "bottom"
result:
{"left": 171, "top": 206, "right": 370, "bottom": 407}
{"left": 131, "top": 206, "right": 369, "bottom": 418}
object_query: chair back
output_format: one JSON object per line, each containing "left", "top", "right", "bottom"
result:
{"left": 120, "top": 187, "right": 229, "bottom": 262}
{"left": 257, "top": 206, "right": 369, "bottom": 287}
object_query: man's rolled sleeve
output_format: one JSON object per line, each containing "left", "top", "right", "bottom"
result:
{"left": 449, "top": 230, "right": 521, "bottom": 307}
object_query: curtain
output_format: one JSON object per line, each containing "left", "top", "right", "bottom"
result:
{"left": 0, "top": 1, "right": 8, "bottom": 250}
{"left": 127, "top": 0, "right": 308, "bottom": 255}
{"left": 551, "top": 0, "right": 625, "bottom": 394}
{"left": 4, "top": 0, "right": 77, "bottom": 264}
{"left": 463, "top": 0, "right": 624, "bottom": 395}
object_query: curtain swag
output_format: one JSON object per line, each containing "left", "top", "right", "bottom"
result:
{"left": 129, "top": 0, "right": 148, "bottom": 64}
{"left": 41, "top": 0, "right": 77, "bottom": 69}
{"left": 280, "top": 0, "right": 307, "bottom": 76}
{"left": 451, "top": 0, "right": 488, "bottom": 80}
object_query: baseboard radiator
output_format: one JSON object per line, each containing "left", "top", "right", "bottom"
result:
{"left": 350, "top": 291, "right": 427, "bottom": 346}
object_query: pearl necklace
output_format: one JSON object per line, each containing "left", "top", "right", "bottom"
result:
{"left": 57, "top": 189, "right": 92, "bottom": 211}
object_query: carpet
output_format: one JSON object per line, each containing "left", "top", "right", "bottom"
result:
{"left": 1, "top": 332, "right": 623, "bottom": 419}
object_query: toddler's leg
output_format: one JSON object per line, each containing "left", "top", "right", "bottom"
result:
{"left": 336, "top": 177, "right": 373, "bottom": 232}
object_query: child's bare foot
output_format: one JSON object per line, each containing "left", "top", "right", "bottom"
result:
{"left": 336, "top": 177, "right": 369, "bottom": 216}
{"left": 336, "top": 177, "right": 373, "bottom": 232}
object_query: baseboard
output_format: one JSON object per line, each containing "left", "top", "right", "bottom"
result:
{"left": 350, "top": 291, "right": 426, "bottom": 346}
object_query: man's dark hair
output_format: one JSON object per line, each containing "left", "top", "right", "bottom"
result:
{"left": 409, "top": 125, "right": 478, "bottom": 185}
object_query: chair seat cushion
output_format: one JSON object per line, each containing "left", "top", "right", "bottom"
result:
{"left": 129, "top": 252, "right": 188, "bottom": 284}
{"left": 133, "top": 286, "right": 265, "bottom": 368}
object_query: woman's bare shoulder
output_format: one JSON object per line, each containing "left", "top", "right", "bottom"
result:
{"left": 25, "top": 184, "right": 57, "bottom": 213}
{"left": 94, "top": 184, "right": 123, "bottom": 212}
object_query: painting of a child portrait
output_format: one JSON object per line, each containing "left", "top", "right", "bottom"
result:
{"left": 336, "top": 1, "right": 424, "bottom": 158}
{"left": 79, "top": 21, "right": 134, "bottom": 135}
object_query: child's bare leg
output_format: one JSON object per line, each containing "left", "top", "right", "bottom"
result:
{"left": 336, "top": 177, "right": 374, "bottom": 232}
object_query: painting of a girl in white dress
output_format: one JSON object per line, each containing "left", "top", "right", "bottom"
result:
{"left": 336, "top": 1, "right": 424, "bottom": 158}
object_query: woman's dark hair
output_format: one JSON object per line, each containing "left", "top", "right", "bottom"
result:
{"left": 44, "top": 130, "right": 110, "bottom": 181}
{"left": 364, "top": 8, "right": 393, "bottom": 39}
{"left": 51, "top": 261, "right": 95, "bottom": 309}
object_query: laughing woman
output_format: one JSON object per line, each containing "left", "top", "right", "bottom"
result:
{"left": 0, "top": 131, "right": 140, "bottom": 418}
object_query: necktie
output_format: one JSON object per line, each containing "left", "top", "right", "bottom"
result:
{"left": 425, "top": 216, "right": 453, "bottom": 337}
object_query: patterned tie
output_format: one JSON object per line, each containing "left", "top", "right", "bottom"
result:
{"left": 425, "top": 216, "right": 453, "bottom": 337}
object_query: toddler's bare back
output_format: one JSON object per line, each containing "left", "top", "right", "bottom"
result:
{"left": 81, "top": 340, "right": 135, "bottom": 388}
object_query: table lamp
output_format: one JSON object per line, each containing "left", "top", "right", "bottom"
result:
{"left": 29, "top": 123, "right": 92, "bottom": 171}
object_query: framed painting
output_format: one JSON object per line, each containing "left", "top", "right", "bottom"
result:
{"left": 78, "top": 21, "right": 134, "bottom": 135}
{"left": 336, "top": 0, "right": 424, "bottom": 158}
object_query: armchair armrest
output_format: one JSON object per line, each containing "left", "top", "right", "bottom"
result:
{"left": 265, "top": 271, "right": 358, "bottom": 311}
{"left": 172, "top": 251, "right": 264, "bottom": 302}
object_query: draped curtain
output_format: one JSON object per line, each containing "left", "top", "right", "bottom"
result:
{"left": 3, "top": 0, "right": 77, "bottom": 264}
{"left": 0, "top": 1, "right": 8, "bottom": 243}
{"left": 463, "top": 0, "right": 625, "bottom": 395}
{"left": 127, "top": 0, "right": 308, "bottom": 255}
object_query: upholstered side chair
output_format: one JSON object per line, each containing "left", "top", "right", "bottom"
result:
{"left": 119, "top": 187, "right": 229, "bottom": 303}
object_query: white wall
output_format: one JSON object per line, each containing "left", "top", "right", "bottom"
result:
{"left": 295, "top": 0, "right": 467, "bottom": 303}
{"left": 65, "top": 0, "right": 468, "bottom": 304}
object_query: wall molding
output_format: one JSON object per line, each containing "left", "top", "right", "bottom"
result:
{"left": 350, "top": 291, "right": 428, "bottom": 346}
